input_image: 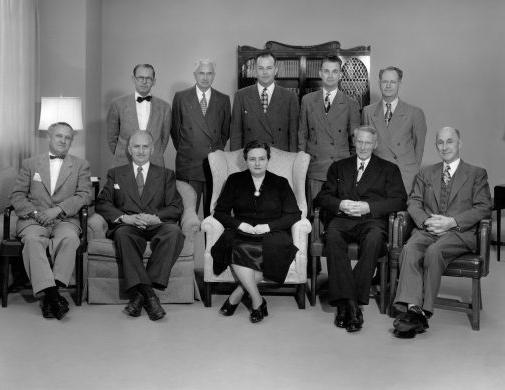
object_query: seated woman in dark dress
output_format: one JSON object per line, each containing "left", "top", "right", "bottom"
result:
{"left": 211, "top": 140, "right": 301, "bottom": 323}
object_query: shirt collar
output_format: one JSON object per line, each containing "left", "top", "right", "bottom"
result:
{"left": 196, "top": 86, "right": 211, "bottom": 101}
{"left": 257, "top": 82, "right": 275, "bottom": 96}
{"left": 444, "top": 158, "right": 460, "bottom": 175}
{"left": 357, "top": 156, "right": 371, "bottom": 170}
{"left": 383, "top": 97, "right": 399, "bottom": 112}
{"left": 135, "top": 91, "right": 152, "bottom": 101}
{"left": 133, "top": 161, "right": 150, "bottom": 174}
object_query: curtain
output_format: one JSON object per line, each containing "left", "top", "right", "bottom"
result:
{"left": 0, "top": 0, "right": 37, "bottom": 170}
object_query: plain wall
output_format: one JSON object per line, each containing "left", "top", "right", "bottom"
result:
{"left": 39, "top": 0, "right": 505, "bottom": 188}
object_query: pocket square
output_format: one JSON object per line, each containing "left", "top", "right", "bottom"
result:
{"left": 33, "top": 173, "right": 42, "bottom": 182}
{"left": 114, "top": 184, "right": 120, "bottom": 189}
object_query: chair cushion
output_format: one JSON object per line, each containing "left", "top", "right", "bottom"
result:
{"left": 444, "top": 254, "right": 483, "bottom": 278}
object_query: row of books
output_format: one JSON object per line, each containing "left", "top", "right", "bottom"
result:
{"left": 241, "top": 58, "right": 300, "bottom": 78}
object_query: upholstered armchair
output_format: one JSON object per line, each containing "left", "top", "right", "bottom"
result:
{"left": 390, "top": 211, "right": 491, "bottom": 330}
{"left": 86, "top": 180, "right": 200, "bottom": 304}
{"left": 201, "top": 147, "right": 312, "bottom": 309}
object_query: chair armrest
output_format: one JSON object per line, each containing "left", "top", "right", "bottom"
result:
{"left": 201, "top": 216, "right": 224, "bottom": 252}
{"left": 79, "top": 206, "right": 88, "bottom": 248}
{"left": 311, "top": 208, "right": 323, "bottom": 244}
{"left": 176, "top": 180, "right": 201, "bottom": 238}
{"left": 394, "top": 211, "right": 414, "bottom": 248}
{"left": 292, "top": 218, "right": 311, "bottom": 278}
{"left": 387, "top": 212, "right": 396, "bottom": 249}
{"left": 87, "top": 212, "right": 108, "bottom": 240}
{"left": 478, "top": 219, "right": 492, "bottom": 276}
{"left": 3, "top": 205, "right": 14, "bottom": 240}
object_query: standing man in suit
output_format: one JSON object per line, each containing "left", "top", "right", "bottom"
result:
{"left": 96, "top": 131, "right": 185, "bottom": 321}
{"left": 363, "top": 66, "right": 427, "bottom": 193}
{"left": 10, "top": 122, "right": 92, "bottom": 320}
{"left": 230, "top": 51, "right": 299, "bottom": 152}
{"left": 298, "top": 55, "right": 361, "bottom": 212}
{"left": 316, "top": 126, "right": 406, "bottom": 333}
{"left": 392, "top": 127, "right": 491, "bottom": 338}
{"left": 107, "top": 64, "right": 171, "bottom": 167}
{"left": 171, "top": 59, "right": 231, "bottom": 217}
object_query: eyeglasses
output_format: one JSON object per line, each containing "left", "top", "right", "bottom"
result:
{"left": 134, "top": 76, "right": 154, "bottom": 83}
{"left": 355, "top": 140, "right": 375, "bottom": 147}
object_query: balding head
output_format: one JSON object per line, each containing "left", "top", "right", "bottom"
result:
{"left": 128, "top": 131, "right": 154, "bottom": 166}
{"left": 436, "top": 126, "right": 462, "bottom": 163}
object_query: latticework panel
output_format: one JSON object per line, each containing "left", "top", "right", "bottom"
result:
{"left": 340, "top": 57, "right": 370, "bottom": 109}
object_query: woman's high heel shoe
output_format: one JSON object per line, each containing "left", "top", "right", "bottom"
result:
{"left": 219, "top": 298, "right": 239, "bottom": 316}
{"left": 250, "top": 298, "right": 268, "bottom": 323}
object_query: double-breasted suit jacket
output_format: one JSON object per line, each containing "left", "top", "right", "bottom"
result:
{"left": 107, "top": 94, "right": 171, "bottom": 167}
{"left": 10, "top": 154, "right": 92, "bottom": 234}
{"left": 230, "top": 84, "right": 299, "bottom": 152}
{"left": 362, "top": 99, "right": 427, "bottom": 193}
{"left": 171, "top": 87, "right": 231, "bottom": 182}
{"left": 298, "top": 90, "right": 361, "bottom": 181}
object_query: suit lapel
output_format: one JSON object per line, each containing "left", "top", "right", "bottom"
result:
{"left": 53, "top": 156, "right": 73, "bottom": 194}
{"left": 448, "top": 161, "right": 469, "bottom": 205}
{"left": 36, "top": 155, "right": 52, "bottom": 195}
{"left": 245, "top": 86, "right": 273, "bottom": 137}
{"left": 126, "top": 95, "right": 140, "bottom": 131}
{"left": 356, "top": 155, "right": 375, "bottom": 193}
{"left": 372, "top": 102, "right": 394, "bottom": 155}
{"left": 120, "top": 166, "right": 143, "bottom": 209}
{"left": 141, "top": 165, "right": 162, "bottom": 205}
{"left": 146, "top": 97, "right": 160, "bottom": 139}
{"left": 430, "top": 163, "right": 443, "bottom": 208}
{"left": 389, "top": 100, "right": 408, "bottom": 130}
{"left": 190, "top": 88, "right": 214, "bottom": 140}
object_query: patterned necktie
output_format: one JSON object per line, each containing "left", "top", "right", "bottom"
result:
{"left": 261, "top": 87, "right": 268, "bottom": 113}
{"left": 324, "top": 92, "right": 331, "bottom": 114}
{"left": 443, "top": 165, "right": 451, "bottom": 185}
{"left": 385, "top": 102, "right": 392, "bottom": 126}
{"left": 136, "top": 166, "right": 144, "bottom": 196}
{"left": 200, "top": 92, "right": 207, "bottom": 116}
{"left": 357, "top": 162, "right": 365, "bottom": 182}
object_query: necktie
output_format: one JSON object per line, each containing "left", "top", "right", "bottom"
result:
{"left": 136, "top": 95, "right": 152, "bottom": 103}
{"left": 357, "top": 162, "right": 365, "bottom": 182}
{"left": 261, "top": 88, "right": 268, "bottom": 113}
{"left": 49, "top": 155, "right": 65, "bottom": 160}
{"left": 385, "top": 102, "right": 392, "bottom": 126}
{"left": 136, "top": 166, "right": 144, "bottom": 196}
{"left": 324, "top": 92, "right": 331, "bottom": 114}
{"left": 200, "top": 92, "right": 207, "bottom": 116}
{"left": 443, "top": 165, "right": 451, "bottom": 185}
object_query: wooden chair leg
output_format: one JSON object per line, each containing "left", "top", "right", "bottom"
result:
{"left": 310, "top": 255, "right": 318, "bottom": 306}
{"left": 295, "top": 283, "right": 306, "bottom": 309}
{"left": 379, "top": 260, "right": 387, "bottom": 314}
{"left": 388, "top": 266, "right": 398, "bottom": 317}
{"left": 1, "top": 255, "right": 9, "bottom": 308}
{"left": 204, "top": 282, "right": 212, "bottom": 307}
{"left": 75, "top": 249, "right": 83, "bottom": 306}
{"left": 471, "top": 278, "right": 480, "bottom": 331}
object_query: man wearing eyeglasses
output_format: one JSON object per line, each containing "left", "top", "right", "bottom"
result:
{"left": 316, "top": 126, "right": 406, "bottom": 333}
{"left": 107, "top": 64, "right": 171, "bottom": 167}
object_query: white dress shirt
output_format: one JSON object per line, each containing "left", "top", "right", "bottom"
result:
{"left": 49, "top": 153, "right": 64, "bottom": 196}
{"left": 196, "top": 86, "right": 211, "bottom": 104}
{"left": 133, "top": 161, "right": 150, "bottom": 183}
{"left": 257, "top": 83, "right": 275, "bottom": 105}
{"left": 382, "top": 97, "right": 399, "bottom": 114}
{"left": 322, "top": 88, "right": 338, "bottom": 105}
{"left": 444, "top": 158, "right": 460, "bottom": 179}
{"left": 135, "top": 91, "right": 151, "bottom": 130}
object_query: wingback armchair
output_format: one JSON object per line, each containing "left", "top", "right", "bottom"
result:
{"left": 86, "top": 180, "right": 200, "bottom": 304}
{"left": 201, "top": 147, "right": 312, "bottom": 309}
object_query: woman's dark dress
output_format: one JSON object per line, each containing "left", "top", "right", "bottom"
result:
{"left": 211, "top": 170, "right": 301, "bottom": 283}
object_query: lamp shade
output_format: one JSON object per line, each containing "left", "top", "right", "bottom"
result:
{"left": 38, "top": 97, "right": 83, "bottom": 130}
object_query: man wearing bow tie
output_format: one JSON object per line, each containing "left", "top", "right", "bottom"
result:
{"left": 362, "top": 66, "right": 427, "bottom": 193}
{"left": 392, "top": 127, "right": 491, "bottom": 338}
{"left": 10, "top": 122, "right": 92, "bottom": 319}
{"left": 96, "top": 131, "right": 184, "bottom": 321}
{"left": 316, "top": 126, "right": 406, "bottom": 332}
{"left": 107, "top": 64, "right": 171, "bottom": 167}
{"left": 171, "top": 59, "right": 231, "bottom": 216}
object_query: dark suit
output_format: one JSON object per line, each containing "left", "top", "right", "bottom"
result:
{"left": 171, "top": 86, "right": 231, "bottom": 215}
{"left": 394, "top": 161, "right": 492, "bottom": 313}
{"left": 363, "top": 99, "right": 426, "bottom": 193}
{"left": 316, "top": 155, "right": 407, "bottom": 305}
{"left": 230, "top": 84, "right": 299, "bottom": 152}
{"left": 107, "top": 94, "right": 171, "bottom": 167}
{"left": 96, "top": 164, "right": 185, "bottom": 290}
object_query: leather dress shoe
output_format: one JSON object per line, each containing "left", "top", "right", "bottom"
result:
{"left": 250, "top": 298, "right": 268, "bottom": 323}
{"left": 42, "top": 296, "right": 69, "bottom": 320}
{"left": 346, "top": 301, "right": 363, "bottom": 333}
{"left": 124, "top": 292, "right": 144, "bottom": 317}
{"left": 393, "top": 305, "right": 429, "bottom": 338}
{"left": 143, "top": 295, "right": 166, "bottom": 321}
{"left": 219, "top": 298, "right": 239, "bottom": 316}
{"left": 334, "top": 302, "right": 349, "bottom": 328}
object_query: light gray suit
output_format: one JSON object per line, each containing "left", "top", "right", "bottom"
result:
{"left": 394, "top": 161, "right": 492, "bottom": 313}
{"left": 363, "top": 99, "right": 426, "bottom": 193}
{"left": 107, "top": 94, "right": 171, "bottom": 167}
{"left": 10, "top": 154, "right": 92, "bottom": 294}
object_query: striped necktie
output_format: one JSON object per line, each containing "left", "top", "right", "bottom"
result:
{"left": 200, "top": 91, "right": 207, "bottom": 116}
{"left": 261, "top": 88, "right": 268, "bottom": 113}
{"left": 385, "top": 102, "right": 392, "bottom": 126}
{"left": 324, "top": 92, "right": 331, "bottom": 114}
{"left": 136, "top": 166, "right": 144, "bottom": 196}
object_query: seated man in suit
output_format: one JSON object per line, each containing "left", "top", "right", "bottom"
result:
{"left": 230, "top": 51, "right": 299, "bottom": 152}
{"left": 316, "top": 126, "right": 407, "bottom": 333}
{"left": 107, "top": 63, "right": 171, "bottom": 167}
{"left": 10, "top": 122, "right": 92, "bottom": 320}
{"left": 96, "top": 130, "right": 185, "bottom": 321}
{"left": 171, "top": 59, "right": 231, "bottom": 217}
{"left": 392, "top": 127, "right": 492, "bottom": 338}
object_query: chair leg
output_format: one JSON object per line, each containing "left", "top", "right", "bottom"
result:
{"left": 203, "top": 282, "right": 212, "bottom": 307}
{"left": 470, "top": 278, "right": 480, "bottom": 331}
{"left": 310, "top": 255, "right": 318, "bottom": 306}
{"left": 75, "top": 248, "right": 83, "bottom": 306}
{"left": 379, "top": 260, "right": 387, "bottom": 314}
{"left": 388, "top": 266, "right": 398, "bottom": 317}
{"left": 295, "top": 284, "right": 306, "bottom": 309}
{"left": 1, "top": 256, "right": 9, "bottom": 308}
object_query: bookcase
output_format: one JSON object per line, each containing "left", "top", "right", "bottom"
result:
{"left": 238, "top": 41, "right": 371, "bottom": 110}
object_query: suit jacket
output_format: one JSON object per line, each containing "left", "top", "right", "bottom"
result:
{"left": 171, "top": 86, "right": 231, "bottom": 181}
{"left": 362, "top": 99, "right": 427, "bottom": 193}
{"left": 298, "top": 90, "right": 361, "bottom": 181}
{"left": 230, "top": 84, "right": 299, "bottom": 152}
{"left": 316, "top": 154, "right": 407, "bottom": 221}
{"left": 107, "top": 94, "right": 171, "bottom": 167}
{"left": 96, "top": 163, "right": 183, "bottom": 236}
{"left": 10, "top": 153, "right": 92, "bottom": 233}
{"left": 407, "top": 161, "right": 492, "bottom": 250}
